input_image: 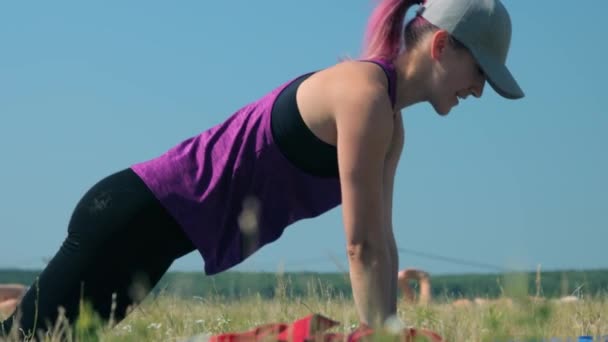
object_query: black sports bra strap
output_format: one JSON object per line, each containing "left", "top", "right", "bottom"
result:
{"left": 359, "top": 59, "right": 397, "bottom": 108}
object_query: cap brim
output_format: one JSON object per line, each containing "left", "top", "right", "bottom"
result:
{"left": 471, "top": 48, "right": 525, "bottom": 100}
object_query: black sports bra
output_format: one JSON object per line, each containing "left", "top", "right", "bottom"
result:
{"left": 270, "top": 61, "right": 396, "bottom": 178}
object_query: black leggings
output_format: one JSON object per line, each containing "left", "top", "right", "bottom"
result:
{"left": 1, "top": 168, "right": 195, "bottom": 337}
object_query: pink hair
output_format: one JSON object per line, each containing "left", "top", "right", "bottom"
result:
{"left": 362, "top": 0, "right": 425, "bottom": 60}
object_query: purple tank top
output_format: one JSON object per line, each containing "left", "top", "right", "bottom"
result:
{"left": 130, "top": 59, "right": 397, "bottom": 275}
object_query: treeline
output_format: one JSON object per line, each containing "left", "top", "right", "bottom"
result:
{"left": 1, "top": 268, "right": 606, "bottom": 301}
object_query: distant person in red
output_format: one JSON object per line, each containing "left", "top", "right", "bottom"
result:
{"left": 2, "top": 0, "right": 523, "bottom": 337}
{"left": 0, "top": 285, "right": 26, "bottom": 318}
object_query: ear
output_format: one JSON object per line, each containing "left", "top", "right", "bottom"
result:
{"left": 430, "top": 30, "right": 450, "bottom": 61}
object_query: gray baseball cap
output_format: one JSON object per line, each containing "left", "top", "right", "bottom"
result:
{"left": 418, "top": 0, "right": 524, "bottom": 99}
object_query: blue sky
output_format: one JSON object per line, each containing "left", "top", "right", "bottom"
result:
{"left": 1, "top": 1, "right": 606, "bottom": 275}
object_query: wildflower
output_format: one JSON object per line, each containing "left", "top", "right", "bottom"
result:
{"left": 147, "top": 322, "right": 162, "bottom": 329}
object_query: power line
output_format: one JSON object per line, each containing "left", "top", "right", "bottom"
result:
{"left": 248, "top": 247, "right": 512, "bottom": 273}
{"left": 397, "top": 247, "right": 510, "bottom": 273}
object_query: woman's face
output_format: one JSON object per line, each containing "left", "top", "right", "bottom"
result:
{"left": 427, "top": 30, "right": 487, "bottom": 116}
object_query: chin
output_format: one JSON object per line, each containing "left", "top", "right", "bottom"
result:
{"left": 431, "top": 101, "right": 452, "bottom": 116}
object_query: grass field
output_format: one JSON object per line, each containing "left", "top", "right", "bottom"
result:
{"left": 1, "top": 277, "right": 607, "bottom": 341}
{"left": 108, "top": 295, "right": 607, "bottom": 342}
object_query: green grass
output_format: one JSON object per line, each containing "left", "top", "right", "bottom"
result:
{"left": 2, "top": 278, "right": 607, "bottom": 341}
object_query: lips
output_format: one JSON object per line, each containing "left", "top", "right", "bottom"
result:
{"left": 455, "top": 93, "right": 469, "bottom": 106}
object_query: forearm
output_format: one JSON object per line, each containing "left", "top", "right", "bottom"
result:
{"left": 348, "top": 241, "right": 395, "bottom": 327}
{"left": 386, "top": 229, "right": 399, "bottom": 313}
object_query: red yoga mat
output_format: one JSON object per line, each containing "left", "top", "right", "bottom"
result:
{"left": 208, "top": 314, "right": 444, "bottom": 342}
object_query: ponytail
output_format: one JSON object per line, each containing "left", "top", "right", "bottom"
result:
{"left": 362, "top": 0, "right": 424, "bottom": 61}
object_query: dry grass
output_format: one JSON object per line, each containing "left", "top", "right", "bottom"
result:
{"left": 1, "top": 277, "right": 607, "bottom": 342}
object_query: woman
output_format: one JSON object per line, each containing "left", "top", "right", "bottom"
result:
{"left": 2, "top": 0, "right": 523, "bottom": 336}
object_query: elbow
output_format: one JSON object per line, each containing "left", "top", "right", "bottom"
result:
{"left": 346, "top": 241, "right": 388, "bottom": 265}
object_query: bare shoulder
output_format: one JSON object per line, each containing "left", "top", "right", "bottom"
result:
{"left": 325, "top": 60, "right": 390, "bottom": 87}
{"left": 328, "top": 61, "right": 396, "bottom": 160}
{"left": 298, "top": 60, "right": 392, "bottom": 127}
{"left": 320, "top": 60, "right": 393, "bottom": 108}
{"left": 327, "top": 61, "right": 395, "bottom": 131}
{"left": 294, "top": 60, "right": 395, "bottom": 147}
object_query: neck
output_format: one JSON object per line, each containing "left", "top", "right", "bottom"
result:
{"left": 393, "top": 51, "right": 430, "bottom": 110}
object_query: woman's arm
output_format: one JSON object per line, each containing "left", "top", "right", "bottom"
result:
{"left": 382, "top": 111, "right": 405, "bottom": 313}
{"left": 334, "top": 78, "right": 396, "bottom": 328}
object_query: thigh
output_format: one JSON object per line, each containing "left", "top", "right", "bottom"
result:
{"left": 62, "top": 167, "right": 196, "bottom": 321}
{"left": 76, "top": 190, "right": 196, "bottom": 322}
{"left": 4, "top": 168, "right": 195, "bottom": 336}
